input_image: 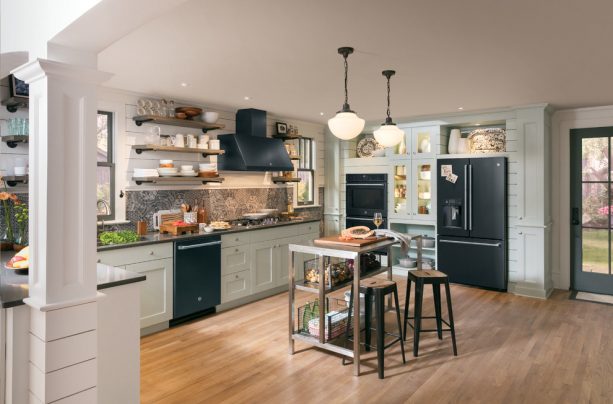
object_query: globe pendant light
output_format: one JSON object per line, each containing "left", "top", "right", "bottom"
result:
{"left": 328, "top": 47, "right": 365, "bottom": 140}
{"left": 373, "top": 70, "right": 404, "bottom": 147}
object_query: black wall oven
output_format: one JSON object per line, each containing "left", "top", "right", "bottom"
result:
{"left": 345, "top": 174, "right": 388, "bottom": 218}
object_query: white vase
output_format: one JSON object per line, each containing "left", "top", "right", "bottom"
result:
{"left": 457, "top": 138, "right": 470, "bottom": 154}
{"left": 448, "top": 129, "right": 461, "bottom": 154}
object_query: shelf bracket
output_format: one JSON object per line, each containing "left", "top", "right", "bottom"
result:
{"left": 135, "top": 180, "right": 143, "bottom": 185}
{"left": 6, "top": 141, "right": 18, "bottom": 149}
{"left": 135, "top": 149, "right": 143, "bottom": 155}
{"left": 135, "top": 121, "right": 143, "bottom": 127}
{"left": 6, "top": 105, "right": 18, "bottom": 113}
{"left": 5, "top": 181, "right": 17, "bottom": 187}
{"left": 201, "top": 128, "right": 210, "bottom": 133}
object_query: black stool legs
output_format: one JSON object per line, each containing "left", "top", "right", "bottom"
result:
{"left": 403, "top": 273, "right": 458, "bottom": 357}
{"left": 343, "top": 281, "right": 406, "bottom": 379}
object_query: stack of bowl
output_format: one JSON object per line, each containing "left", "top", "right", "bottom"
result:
{"left": 180, "top": 165, "right": 197, "bottom": 177}
{"left": 198, "top": 163, "right": 218, "bottom": 178}
{"left": 158, "top": 160, "right": 178, "bottom": 177}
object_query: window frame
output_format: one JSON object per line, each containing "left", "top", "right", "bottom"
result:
{"left": 297, "top": 137, "right": 315, "bottom": 206}
{"left": 97, "top": 110, "right": 115, "bottom": 221}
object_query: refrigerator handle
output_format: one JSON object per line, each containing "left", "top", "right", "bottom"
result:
{"left": 463, "top": 165, "right": 468, "bottom": 230}
{"left": 469, "top": 164, "right": 473, "bottom": 231}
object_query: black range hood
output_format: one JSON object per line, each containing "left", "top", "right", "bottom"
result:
{"left": 218, "top": 109, "right": 293, "bottom": 171}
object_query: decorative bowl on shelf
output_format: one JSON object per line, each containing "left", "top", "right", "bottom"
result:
{"left": 468, "top": 128, "right": 506, "bottom": 153}
{"left": 356, "top": 136, "right": 384, "bottom": 158}
{"left": 175, "top": 112, "right": 187, "bottom": 119}
{"left": 175, "top": 107, "right": 203, "bottom": 119}
{"left": 203, "top": 111, "right": 219, "bottom": 124}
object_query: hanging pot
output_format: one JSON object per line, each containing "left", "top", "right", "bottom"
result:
{"left": 448, "top": 129, "right": 461, "bottom": 154}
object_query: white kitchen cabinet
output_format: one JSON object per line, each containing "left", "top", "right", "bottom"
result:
{"left": 98, "top": 242, "right": 173, "bottom": 330}
{"left": 250, "top": 240, "right": 277, "bottom": 294}
{"left": 124, "top": 258, "right": 173, "bottom": 328}
{"left": 410, "top": 126, "right": 438, "bottom": 158}
{"left": 221, "top": 270, "right": 251, "bottom": 303}
{"left": 389, "top": 158, "right": 436, "bottom": 222}
{"left": 221, "top": 244, "right": 250, "bottom": 276}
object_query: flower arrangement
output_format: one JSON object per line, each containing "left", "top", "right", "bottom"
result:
{"left": 0, "top": 190, "right": 18, "bottom": 250}
{"left": 13, "top": 202, "right": 28, "bottom": 248}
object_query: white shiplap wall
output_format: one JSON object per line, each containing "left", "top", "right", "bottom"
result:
{"left": 0, "top": 83, "right": 29, "bottom": 193}
{"left": 98, "top": 87, "right": 325, "bottom": 221}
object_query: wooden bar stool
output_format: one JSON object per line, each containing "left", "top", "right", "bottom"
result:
{"left": 343, "top": 278, "right": 406, "bottom": 379}
{"left": 403, "top": 270, "right": 457, "bottom": 357}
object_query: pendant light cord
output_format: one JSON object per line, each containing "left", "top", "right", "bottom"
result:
{"left": 344, "top": 54, "right": 349, "bottom": 108}
{"left": 386, "top": 75, "right": 391, "bottom": 119}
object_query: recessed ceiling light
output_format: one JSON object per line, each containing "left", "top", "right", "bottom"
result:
{"left": 457, "top": 107, "right": 464, "bottom": 110}
{"left": 180, "top": 82, "right": 188, "bottom": 87}
{"left": 320, "top": 112, "right": 324, "bottom": 116}
{"left": 475, "top": 123, "right": 481, "bottom": 126}
{"left": 244, "top": 96, "right": 250, "bottom": 100}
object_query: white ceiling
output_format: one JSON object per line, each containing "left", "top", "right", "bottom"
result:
{"left": 98, "top": 0, "right": 613, "bottom": 124}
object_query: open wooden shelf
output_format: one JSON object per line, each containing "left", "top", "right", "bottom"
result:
{"left": 132, "top": 144, "right": 224, "bottom": 157}
{"left": 1, "top": 135, "right": 28, "bottom": 148}
{"left": 272, "top": 177, "right": 301, "bottom": 184}
{"left": 2, "top": 175, "right": 28, "bottom": 187}
{"left": 273, "top": 134, "right": 301, "bottom": 141}
{"left": 1, "top": 97, "right": 28, "bottom": 113}
{"left": 132, "top": 115, "right": 225, "bottom": 133}
{"left": 132, "top": 176, "right": 224, "bottom": 186}
{"left": 289, "top": 155, "right": 300, "bottom": 160}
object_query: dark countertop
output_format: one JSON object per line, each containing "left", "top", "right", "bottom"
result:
{"left": 0, "top": 255, "right": 146, "bottom": 309}
{"left": 97, "top": 217, "right": 321, "bottom": 252}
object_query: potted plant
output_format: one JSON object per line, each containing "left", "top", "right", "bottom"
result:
{"left": 13, "top": 202, "right": 28, "bottom": 251}
{"left": 0, "top": 188, "right": 18, "bottom": 251}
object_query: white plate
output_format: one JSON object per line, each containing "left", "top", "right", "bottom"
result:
{"left": 181, "top": 172, "right": 198, "bottom": 177}
{"left": 160, "top": 173, "right": 181, "bottom": 177}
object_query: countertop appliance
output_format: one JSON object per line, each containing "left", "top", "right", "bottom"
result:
{"left": 437, "top": 157, "right": 507, "bottom": 290}
{"left": 172, "top": 235, "right": 222, "bottom": 324}
{"left": 345, "top": 174, "right": 388, "bottom": 248}
{"left": 217, "top": 108, "right": 293, "bottom": 171}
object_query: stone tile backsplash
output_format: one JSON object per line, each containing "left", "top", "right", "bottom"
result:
{"left": 125, "top": 187, "right": 291, "bottom": 230}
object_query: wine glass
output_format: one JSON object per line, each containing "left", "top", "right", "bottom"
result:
{"left": 373, "top": 212, "right": 383, "bottom": 230}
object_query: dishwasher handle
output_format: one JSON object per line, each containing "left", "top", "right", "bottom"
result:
{"left": 177, "top": 240, "right": 222, "bottom": 250}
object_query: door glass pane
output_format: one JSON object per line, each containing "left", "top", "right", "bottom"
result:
{"left": 416, "top": 163, "right": 432, "bottom": 215}
{"left": 583, "top": 228, "right": 609, "bottom": 273}
{"left": 582, "top": 183, "right": 608, "bottom": 227}
{"left": 394, "top": 165, "right": 407, "bottom": 214}
{"left": 582, "top": 137, "right": 608, "bottom": 181}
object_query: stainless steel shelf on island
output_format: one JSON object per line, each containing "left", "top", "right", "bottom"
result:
{"left": 288, "top": 238, "right": 397, "bottom": 377}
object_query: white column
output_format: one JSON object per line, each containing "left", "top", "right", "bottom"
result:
{"left": 12, "top": 59, "right": 111, "bottom": 403}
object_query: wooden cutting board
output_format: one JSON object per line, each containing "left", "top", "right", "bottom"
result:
{"left": 159, "top": 223, "right": 198, "bottom": 235}
{"left": 314, "top": 235, "right": 392, "bottom": 247}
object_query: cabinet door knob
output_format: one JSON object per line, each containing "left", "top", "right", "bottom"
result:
{"left": 235, "top": 248, "right": 239, "bottom": 252}
{"left": 235, "top": 238, "right": 239, "bottom": 242}
{"left": 97, "top": 259, "right": 101, "bottom": 263}
{"left": 197, "top": 296, "right": 202, "bottom": 302}
{"left": 235, "top": 274, "right": 239, "bottom": 279}
{"left": 149, "top": 251, "right": 154, "bottom": 255}
{"left": 519, "top": 216, "right": 523, "bottom": 220}
{"left": 518, "top": 232, "right": 523, "bottom": 235}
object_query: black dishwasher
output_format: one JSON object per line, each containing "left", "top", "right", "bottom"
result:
{"left": 173, "top": 235, "right": 222, "bottom": 324}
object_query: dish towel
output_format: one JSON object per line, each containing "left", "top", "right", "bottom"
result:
{"left": 374, "top": 229, "right": 423, "bottom": 269}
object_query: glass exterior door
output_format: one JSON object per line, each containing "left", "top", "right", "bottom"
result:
{"left": 571, "top": 127, "right": 613, "bottom": 294}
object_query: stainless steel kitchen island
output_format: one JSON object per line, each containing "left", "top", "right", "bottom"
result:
{"left": 288, "top": 238, "right": 397, "bottom": 376}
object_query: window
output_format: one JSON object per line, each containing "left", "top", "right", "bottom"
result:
{"left": 297, "top": 137, "right": 315, "bottom": 205}
{"left": 97, "top": 111, "right": 115, "bottom": 220}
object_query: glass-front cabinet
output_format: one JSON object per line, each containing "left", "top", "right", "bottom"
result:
{"left": 387, "top": 125, "right": 438, "bottom": 159}
{"left": 411, "top": 126, "right": 438, "bottom": 158}
{"left": 389, "top": 159, "right": 435, "bottom": 222}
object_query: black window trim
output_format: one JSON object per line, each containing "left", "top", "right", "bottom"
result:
{"left": 97, "top": 110, "right": 115, "bottom": 221}
{"left": 297, "top": 137, "right": 315, "bottom": 206}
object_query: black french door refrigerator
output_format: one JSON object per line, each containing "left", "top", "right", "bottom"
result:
{"left": 437, "top": 157, "right": 507, "bottom": 290}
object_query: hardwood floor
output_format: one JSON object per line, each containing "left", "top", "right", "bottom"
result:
{"left": 141, "top": 279, "right": 613, "bottom": 403}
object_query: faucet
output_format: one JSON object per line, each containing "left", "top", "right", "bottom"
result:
{"left": 97, "top": 199, "right": 111, "bottom": 233}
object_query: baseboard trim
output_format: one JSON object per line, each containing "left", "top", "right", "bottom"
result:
{"left": 217, "top": 285, "right": 288, "bottom": 312}
{"left": 508, "top": 281, "right": 553, "bottom": 299}
{"left": 140, "top": 322, "right": 169, "bottom": 337}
